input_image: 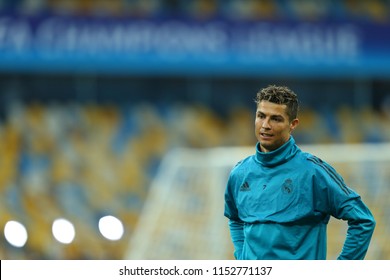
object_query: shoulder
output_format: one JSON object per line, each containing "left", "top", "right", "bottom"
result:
{"left": 229, "top": 155, "right": 255, "bottom": 176}
{"left": 232, "top": 154, "right": 254, "bottom": 168}
{"left": 299, "top": 151, "right": 328, "bottom": 169}
{"left": 293, "top": 151, "right": 339, "bottom": 179}
{"left": 302, "top": 152, "right": 352, "bottom": 192}
{"left": 287, "top": 149, "right": 322, "bottom": 170}
{"left": 302, "top": 152, "right": 338, "bottom": 174}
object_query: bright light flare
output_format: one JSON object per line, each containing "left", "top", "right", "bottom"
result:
{"left": 98, "top": 215, "right": 124, "bottom": 241}
{"left": 52, "top": 218, "right": 75, "bottom": 244}
{"left": 4, "top": 220, "right": 28, "bottom": 247}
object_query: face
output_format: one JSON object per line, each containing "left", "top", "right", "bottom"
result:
{"left": 255, "top": 101, "right": 299, "bottom": 153}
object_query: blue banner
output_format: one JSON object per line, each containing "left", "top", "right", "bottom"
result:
{"left": 0, "top": 14, "right": 389, "bottom": 77}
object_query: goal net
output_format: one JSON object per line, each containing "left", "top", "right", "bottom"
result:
{"left": 125, "top": 143, "right": 390, "bottom": 260}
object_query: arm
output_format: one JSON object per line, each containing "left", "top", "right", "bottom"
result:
{"left": 228, "top": 219, "right": 245, "bottom": 260}
{"left": 335, "top": 198, "right": 376, "bottom": 260}
{"left": 224, "top": 171, "right": 245, "bottom": 259}
{"left": 310, "top": 156, "right": 376, "bottom": 260}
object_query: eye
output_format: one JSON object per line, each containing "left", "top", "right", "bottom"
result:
{"left": 257, "top": 113, "right": 265, "bottom": 119}
{"left": 271, "top": 116, "right": 283, "bottom": 122}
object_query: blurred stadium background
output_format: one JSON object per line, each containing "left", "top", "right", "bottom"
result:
{"left": 0, "top": 0, "right": 389, "bottom": 260}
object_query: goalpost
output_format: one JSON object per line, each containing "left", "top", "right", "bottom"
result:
{"left": 125, "top": 143, "right": 390, "bottom": 260}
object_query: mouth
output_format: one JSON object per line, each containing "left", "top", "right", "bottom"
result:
{"left": 260, "top": 132, "right": 274, "bottom": 139}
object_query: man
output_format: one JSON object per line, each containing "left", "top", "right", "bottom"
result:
{"left": 224, "top": 85, "right": 376, "bottom": 260}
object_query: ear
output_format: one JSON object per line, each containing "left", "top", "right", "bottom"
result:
{"left": 290, "top": 118, "right": 299, "bottom": 132}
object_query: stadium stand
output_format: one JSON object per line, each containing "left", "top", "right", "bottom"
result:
{"left": 0, "top": 0, "right": 389, "bottom": 22}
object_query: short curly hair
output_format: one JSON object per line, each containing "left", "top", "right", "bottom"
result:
{"left": 255, "top": 85, "right": 299, "bottom": 121}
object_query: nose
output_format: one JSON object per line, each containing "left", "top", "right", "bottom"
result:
{"left": 262, "top": 118, "right": 271, "bottom": 129}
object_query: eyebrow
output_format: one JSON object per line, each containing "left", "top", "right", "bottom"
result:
{"left": 257, "top": 110, "right": 284, "bottom": 118}
{"left": 256, "top": 110, "right": 286, "bottom": 121}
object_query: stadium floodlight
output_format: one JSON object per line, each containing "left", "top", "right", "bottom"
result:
{"left": 98, "top": 215, "right": 124, "bottom": 241}
{"left": 4, "top": 220, "right": 28, "bottom": 248}
{"left": 52, "top": 218, "right": 75, "bottom": 244}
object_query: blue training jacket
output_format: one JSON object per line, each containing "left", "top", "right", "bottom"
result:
{"left": 224, "top": 136, "right": 376, "bottom": 260}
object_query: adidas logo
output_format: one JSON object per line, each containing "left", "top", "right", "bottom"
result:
{"left": 239, "top": 182, "right": 251, "bottom": 192}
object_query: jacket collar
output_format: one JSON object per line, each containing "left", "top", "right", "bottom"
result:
{"left": 255, "top": 136, "right": 299, "bottom": 167}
